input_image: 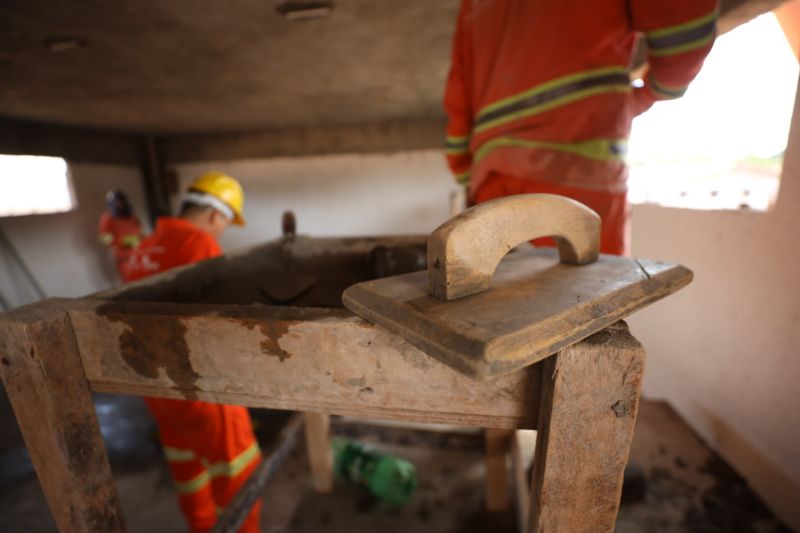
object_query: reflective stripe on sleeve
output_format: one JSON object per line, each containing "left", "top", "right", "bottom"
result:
{"left": 171, "top": 442, "right": 261, "bottom": 495}
{"left": 164, "top": 447, "right": 196, "bottom": 462}
{"left": 174, "top": 471, "right": 211, "bottom": 494}
{"left": 474, "top": 137, "right": 628, "bottom": 165}
{"left": 647, "top": 73, "right": 688, "bottom": 99}
{"left": 445, "top": 135, "right": 471, "bottom": 155}
{"left": 646, "top": 10, "right": 718, "bottom": 57}
{"left": 120, "top": 234, "right": 141, "bottom": 247}
{"left": 202, "top": 442, "right": 261, "bottom": 479}
{"left": 474, "top": 67, "right": 631, "bottom": 135}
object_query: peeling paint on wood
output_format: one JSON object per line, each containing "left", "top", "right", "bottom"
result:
{"left": 98, "top": 302, "right": 200, "bottom": 400}
{"left": 251, "top": 321, "right": 292, "bottom": 361}
{"left": 69, "top": 299, "right": 541, "bottom": 430}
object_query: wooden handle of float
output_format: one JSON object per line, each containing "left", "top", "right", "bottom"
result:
{"left": 427, "top": 194, "right": 601, "bottom": 300}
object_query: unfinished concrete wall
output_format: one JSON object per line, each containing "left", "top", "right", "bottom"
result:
{"left": 0, "top": 163, "right": 148, "bottom": 307}
{"left": 175, "top": 151, "right": 460, "bottom": 251}
{"left": 627, "top": 80, "right": 800, "bottom": 529}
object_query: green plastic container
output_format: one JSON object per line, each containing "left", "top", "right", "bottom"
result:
{"left": 332, "top": 437, "right": 418, "bottom": 505}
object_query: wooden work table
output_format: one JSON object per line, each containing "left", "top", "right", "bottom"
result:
{"left": 0, "top": 229, "right": 682, "bottom": 532}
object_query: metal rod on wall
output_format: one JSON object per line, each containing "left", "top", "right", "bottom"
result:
{"left": 139, "top": 136, "right": 171, "bottom": 226}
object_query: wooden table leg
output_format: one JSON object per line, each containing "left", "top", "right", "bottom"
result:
{"left": 527, "top": 322, "right": 644, "bottom": 533}
{"left": 484, "top": 428, "right": 513, "bottom": 512}
{"left": 303, "top": 412, "right": 333, "bottom": 493}
{"left": 511, "top": 430, "right": 536, "bottom": 531}
{"left": 0, "top": 304, "right": 126, "bottom": 532}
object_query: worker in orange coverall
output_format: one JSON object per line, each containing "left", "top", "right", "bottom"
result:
{"left": 128, "top": 172, "right": 262, "bottom": 533}
{"left": 98, "top": 190, "right": 143, "bottom": 282}
{"left": 444, "top": 0, "right": 719, "bottom": 255}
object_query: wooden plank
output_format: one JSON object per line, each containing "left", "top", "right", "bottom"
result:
{"left": 484, "top": 428, "right": 513, "bottom": 512}
{"left": 344, "top": 246, "right": 691, "bottom": 379}
{"left": 304, "top": 412, "right": 334, "bottom": 493}
{"left": 527, "top": 321, "right": 644, "bottom": 533}
{"left": 92, "top": 235, "right": 426, "bottom": 308}
{"left": 68, "top": 300, "right": 540, "bottom": 430}
{"left": 0, "top": 300, "right": 126, "bottom": 532}
{"left": 511, "top": 430, "right": 535, "bottom": 532}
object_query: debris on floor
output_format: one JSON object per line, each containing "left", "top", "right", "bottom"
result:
{"left": 0, "top": 389, "right": 791, "bottom": 532}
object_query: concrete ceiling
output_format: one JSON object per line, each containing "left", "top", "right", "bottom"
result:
{"left": 0, "top": 0, "right": 787, "bottom": 136}
{"left": 0, "top": 0, "right": 459, "bottom": 133}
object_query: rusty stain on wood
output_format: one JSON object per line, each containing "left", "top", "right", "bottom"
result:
{"left": 250, "top": 321, "right": 292, "bottom": 361}
{"left": 97, "top": 302, "right": 200, "bottom": 400}
{"left": 69, "top": 299, "right": 541, "bottom": 430}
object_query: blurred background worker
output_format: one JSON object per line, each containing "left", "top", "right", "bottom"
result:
{"left": 128, "top": 172, "right": 262, "bottom": 533}
{"left": 444, "top": 0, "right": 719, "bottom": 256}
{"left": 98, "top": 189, "right": 143, "bottom": 282}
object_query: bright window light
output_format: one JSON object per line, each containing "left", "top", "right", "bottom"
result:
{"left": 628, "top": 13, "right": 798, "bottom": 211}
{"left": 0, "top": 155, "right": 75, "bottom": 217}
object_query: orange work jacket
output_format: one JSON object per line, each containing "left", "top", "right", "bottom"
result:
{"left": 444, "top": 0, "right": 718, "bottom": 197}
{"left": 125, "top": 217, "right": 263, "bottom": 533}
{"left": 99, "top": 212, "right": 144, "bottom": 282}
{"left": 126, "top": 217, "right": 221, "bottom": 282}
{"left": 98, "top": 212, "right": 143, "bottom": 249}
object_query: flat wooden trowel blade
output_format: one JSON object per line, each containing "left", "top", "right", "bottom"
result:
{"left": 343, "top": 248, "right": 692, "bottom": 380}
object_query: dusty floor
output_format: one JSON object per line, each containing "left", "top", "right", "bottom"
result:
{"left": 0, "top": 392, "right": 792, "bottom": 533}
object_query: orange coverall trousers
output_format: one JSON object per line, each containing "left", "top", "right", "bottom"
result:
{"left": 474, "top": 173, "right": 630, "bottom": 256}
{"left": 146, "top": 397, "right": 262, "bottom": 533}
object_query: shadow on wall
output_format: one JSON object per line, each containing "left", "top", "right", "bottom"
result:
{"left": 76, "top": 184, "right": 125, "bottom": 290}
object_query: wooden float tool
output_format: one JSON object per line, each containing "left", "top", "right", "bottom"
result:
{"left": 343, "top": 194, "right": 692, "bottom": 380}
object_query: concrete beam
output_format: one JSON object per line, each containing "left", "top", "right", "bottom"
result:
{"left": 0, "top": 117, "right": 141, "bottom": 165}
{"left": 158, "top": 118, "right": 447, "bottom": 164}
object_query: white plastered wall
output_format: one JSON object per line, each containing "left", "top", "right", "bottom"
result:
{"left": 0, "top": 163, "right": 149, "bottom": 307}
{"left": 176, "top": 150, "right": 461, "bottom": 251}
{"left": 626, "top": 81, "right": 800, "bottom": 529}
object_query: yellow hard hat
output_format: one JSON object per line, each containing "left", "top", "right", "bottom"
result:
{"left": 187, "top": 171, "right": 245, "bottom": 226}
